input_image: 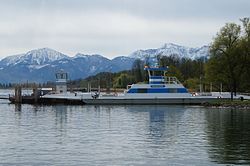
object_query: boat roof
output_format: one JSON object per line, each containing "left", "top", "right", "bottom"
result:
{"left": 144, "top": 66, "right": 168, "bottom": 71}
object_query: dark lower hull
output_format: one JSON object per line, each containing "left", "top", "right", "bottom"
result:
{"left": 9, "top": 96, "right": 225, "bottom": 105}
{"left": 82, "top": 97, "right": 223, "bottom": 105}
{"left": 9, "top": 96, "right": 85, "bottom": 105}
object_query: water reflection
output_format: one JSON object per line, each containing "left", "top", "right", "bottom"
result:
{"left": 205, "top": 108, "right": 250, "bottom": 165}
{"left": 149, "top": 109, "right": 165, "bottom": 138}
{"left": 147, "top": 106, "right": 185, "bottom": 148}
{"left": 14, "top": 104, "right": 22, "bottom": 112}
{"left": 54, "top": 105, "right": 68, "bottom": 127}
{"left": 126, "top": 105, "right": 185, "bottom": 146}
{"left": 14, "top": 104, "right": 22, "bottom": 127}
{"left": 4, "top": 103, "right": 250, "bottom": 165}
{"left": 14, "top": 104, "right": 22, "bottom": 119}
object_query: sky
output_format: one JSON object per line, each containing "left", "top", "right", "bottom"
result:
{"left": 0, "top": 0, "right": 249, "bottom": 59}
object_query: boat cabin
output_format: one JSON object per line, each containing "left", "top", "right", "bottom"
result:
{"left": 126, "top": 66, "right": 189, "bottom": 95}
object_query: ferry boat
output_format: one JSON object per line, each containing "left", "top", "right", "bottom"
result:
{"left": 9, "top": 68, "right": 248, "bottom": 104}
{"left": 81, "top": 66, "right": 220, "bottom": 105}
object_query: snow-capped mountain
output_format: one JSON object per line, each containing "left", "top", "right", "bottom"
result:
{"left": 0, "top": 48, "right": 135, "bottom": 83}
{"left": 129, "top": 43, "right": 209, "bottom": 60}
{"left": 0, "top": 48, "right": 68, "bottom": 67}
{"left": 0, "top": 43, "right": 209, "bottom": 83}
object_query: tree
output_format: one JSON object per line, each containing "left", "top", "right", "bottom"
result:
{"left": 166, "top": 65, "right": 184, "bottom": 82}
{"left": 239, "top": 18, "right": 250, "bottom": 92}
{"left": 113, "top": 73, "right": 134, "bottom": 88}
{"left": 132, "top": 59, "right": 145, "bottom": 83}
{"left": 206, "top": 22, "right": 245, "bottom": 99}
{"left": 158, "top": 54, "right": 181, "bottom": 68}
{"left": 184, "top": 78, "right": 200, "bottom": 92}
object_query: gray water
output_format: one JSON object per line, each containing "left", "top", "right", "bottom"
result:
{"left": 0, "top": 99, "right": 250, "bottom": 165}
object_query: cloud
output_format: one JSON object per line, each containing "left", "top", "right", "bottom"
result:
{"left": 0, "top": 0, "right": 249, "bottom": 58}
{"left": 2, "top": 0, "right": 249, "bottom": 19}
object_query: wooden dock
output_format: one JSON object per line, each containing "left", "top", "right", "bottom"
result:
{"left": 0, "top": 95, "right": 9, "bottom": 99}
{"left": 8, "top": 86, "right": 86, "bottom": 105}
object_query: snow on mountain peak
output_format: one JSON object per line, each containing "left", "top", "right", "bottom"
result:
{"left": 74, "top": 53, "right": 106, "bottom": 58}
{"left": 1, "top": 48, "right": 69, "bottom": 66}
{"left": 0, "top": 53, "right": 25, "bottom": 66}
{"left": 74, "top": 53, "right": 90, "bottom": 59}
{"left": 129, "top": 43, "right": 209, "bottom": 60}
{"left": 25, "top": 48, "right": 68, "bottom": 65}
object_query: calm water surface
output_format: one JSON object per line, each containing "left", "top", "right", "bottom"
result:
{"left": 0, "top": 99, "right": 250, "bottom": 165}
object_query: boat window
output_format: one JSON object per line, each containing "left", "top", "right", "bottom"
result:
{"left": 137, "top": 89, "right": 147, "bottom": 93}
{"left": 151, "top": 71, "right": 164, "bottom": 76}
{"left": 151, "top": 85, "right": 165, "bottom": 88}
{"left": 169, "top": 88, "right": 178, "bottom": 93}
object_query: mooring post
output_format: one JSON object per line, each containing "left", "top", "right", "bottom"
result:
{"left": 33, "top": 85, "right": 38, "bottom": 103}
{"left": 15, "top": 86, "right": 22, "bottom": 103}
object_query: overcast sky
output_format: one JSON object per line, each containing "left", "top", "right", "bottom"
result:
{"left": 0, "top": 0, "right": 249, "bottom": 59}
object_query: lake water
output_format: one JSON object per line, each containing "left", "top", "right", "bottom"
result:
{"left": 0, "top": 99, "right": 250, "bottom": 165}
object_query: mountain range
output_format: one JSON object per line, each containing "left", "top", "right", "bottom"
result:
{"left": 0, "top": 43, "right": 209, "bottom": 83}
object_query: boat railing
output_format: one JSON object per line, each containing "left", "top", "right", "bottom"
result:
{"left": 164, "top": 77, "right": 181, "bottom": 84}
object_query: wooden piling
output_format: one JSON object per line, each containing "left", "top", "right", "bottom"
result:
{"left": 33, "top": 85, "right": 38, "bottom": 103}
{"left": 14, "top": 86, "right": 22, "bottom": 103}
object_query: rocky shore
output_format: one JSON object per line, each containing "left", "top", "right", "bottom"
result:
{"left": 202, "top": 100, "right": 250, "bottom": 109}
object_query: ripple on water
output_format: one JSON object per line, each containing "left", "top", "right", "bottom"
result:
{"left": 1, "top": 103, "right": 250, "bottom": 165}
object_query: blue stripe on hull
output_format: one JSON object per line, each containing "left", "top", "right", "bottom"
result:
{"left": 127, "top": 88, "right": 188, "bottom": 93}
{"left": 178, "top": 88, "right": 188, "bottom": 93}
{"left": 127, "top": 89, "right": 137, "bottom": 93}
